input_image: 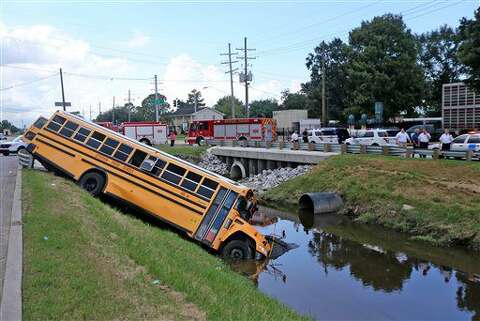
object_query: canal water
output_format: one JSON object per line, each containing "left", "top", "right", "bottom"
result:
{"left": 229, "top": 207, "right": 480, "bottom": 320}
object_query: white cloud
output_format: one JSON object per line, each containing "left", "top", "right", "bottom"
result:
{"left": 124, "top": 31, "right": 151, "bottom": 48}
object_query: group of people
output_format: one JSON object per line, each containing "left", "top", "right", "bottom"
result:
{"left": 290, "top": 130, "right": 310, "bottom": 143}
{"left": 396, "top": 128, "right": 454, "bottom": 151}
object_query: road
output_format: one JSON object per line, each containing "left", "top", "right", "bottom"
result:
{"left": 0, "top": 156, "right": 18, "bottom": 299}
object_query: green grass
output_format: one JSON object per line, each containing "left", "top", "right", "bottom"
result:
{"left": 155, "top": 144, "right": 208, "bottom": 158}
{"left": 22, "top": 169, "right": 309, "bottom": 321}
{"left": 262, "top": 155, "right": 480, "bottom": 250}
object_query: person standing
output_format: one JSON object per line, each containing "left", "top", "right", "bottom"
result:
{"left": 291, "top": 131, "right": 299, "bottom": 143}
{"left": 169, "top": 130, "right": 177, "bottom": 147}
{"left": 302, "top": 129, "right": 309, "bottom": 143}
{"left": 395, "top": 128, "right": 410, "bottom": 147}
{"left": 418, "top": 128, "right": 431, "bottom": 158}
{"left": 411, "top": 128, "right": 420, "bottom": 148}
{"left": 439, "top": 129, "right": 453, "bottom": 151}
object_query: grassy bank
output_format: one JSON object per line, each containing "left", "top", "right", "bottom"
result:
{"left": 155, "top": 144, "right": 208, "bottom": 159}
{"left": 262, "top": 155, "right": 480, "bottom": 250}
{"left": 22, "top": 170, "right": 308, "bottom": 321}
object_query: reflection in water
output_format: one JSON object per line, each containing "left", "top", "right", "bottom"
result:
{"left": 229, "top": 207, "right": 480, "bottom": 321}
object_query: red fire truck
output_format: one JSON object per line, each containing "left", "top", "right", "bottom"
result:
{"left": 121, "top": 121, "right": 168, "bottom": 146}
{"left": 186, "top": 118, "right": 277, "bottom": 145}
{"left": 95, "top": 121, "right": 120, "bottom": 132}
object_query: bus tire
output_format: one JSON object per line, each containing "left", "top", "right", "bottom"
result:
{"left": 238, "top": 136, "right": 247, "bottom": 141}
{"left": 79, "top": 171, "right": 106, "bottom": 196}
{"left": 221, "top": 240, "right": 253, "bottom": 260}
{"left": 140, "top": 138, "right": 152, "bottom": 146}
{"left": 2, "top": 151, "right": 9, "bottom": 156}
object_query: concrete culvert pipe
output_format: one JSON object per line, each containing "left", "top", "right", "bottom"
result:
{"left": 298, "top": 192, "right": 343, "bottom": 215}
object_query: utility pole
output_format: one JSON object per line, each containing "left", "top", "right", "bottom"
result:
{"left": 112, "top": 96, "right": 115, "bottom": 124}
{"left": 194, "top": 95, "right": 197, "bottom": 113}
{"left": 221, "top": 43, "right": 238, "bottom": 118}
{"left": 59, "top": 68, "right": 66, "bottom": 111}
{"left": 127, "top": 89, "right": 132, "bottom": 122}
{"left": 321, "top": 60, "right": 327, "bottom": 126}
{"left": 89, "top": 105, "right": 92, "bottom": 120}
{"left": 98, "top": 102, "right": 101, "bottom": 116}
{"left": 154, "top": 75, "right": 159, "bottom": 122}
{"left": 236, "top": 37, "right": 255, "bottom": 118}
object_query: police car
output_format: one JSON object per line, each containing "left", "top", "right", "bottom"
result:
{"left": 0, "top": 136, "right": 27, "bottom": 156}
{"left": 345, "top": 129, "right": 399, "bottom": 146}
{"left": 450, "top": 132, "right": 480, "bottom": 152}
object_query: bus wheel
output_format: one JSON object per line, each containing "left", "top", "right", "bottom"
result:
{"left": 222, "top": 240, "right": 253, "bottom": 260}
{"left": 79, "top": 172, "right": 105, "bottom": 196}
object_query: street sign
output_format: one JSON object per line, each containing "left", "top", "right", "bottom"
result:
{"left": 55, "top": 102, "right": 71, "bottom": 107}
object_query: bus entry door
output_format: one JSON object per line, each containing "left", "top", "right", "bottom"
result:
{"left": 195, "top": 188, "right": 238, "bottom": 245}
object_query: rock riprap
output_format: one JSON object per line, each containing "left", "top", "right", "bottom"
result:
{"left": 241, "top": 165, "right": 312, "bottom": 193}
{"left": 197, "top": 151, "right": 229, "bottom": 176}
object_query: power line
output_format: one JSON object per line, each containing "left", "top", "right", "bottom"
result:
{"left": 0, "top": 72, "right": 59, "bottom": 91}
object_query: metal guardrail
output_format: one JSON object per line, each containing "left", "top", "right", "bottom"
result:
{"left": 206, "top": 139, "right": 480, "bottom": 161}
{"left": 18, "top": 149, "right": 34, "bottom": 168}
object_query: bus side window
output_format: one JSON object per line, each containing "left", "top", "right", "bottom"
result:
{"left": 197, "top": 178, "right": 218, "bottom": 199}
{"left": 129, "top": 149, "right": 148, "bottom": 167}
{"left": 113, "top": 144, "right": 133, "bottom": 162}
{"left": 99, "top": 138, "right": 120, "bottom": 156}
{"left": 161, "top": 163, "right": 186, "bottom": 185}
{"left": 74, "top": 127, "right": 91, "bottom": 142}
{"left": 140, "top": 156, "right": 157, "bottom": 172}
{"left": 86, "top": 131, "right": 106, "bottom": 149}
{"left": 33, "top": 117, "right": 48, "bottom": 129}
{"left": 181, "top": 171, "right": 202, "bottom": 191}
{"left": 59, "top": 121, "right": 79, "bottom": 138}
{"left": 152, "top": 158, "right": 167, "bottom": 176}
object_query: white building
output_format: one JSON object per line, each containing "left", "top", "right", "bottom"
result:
{"left": 273, "top": 109, "right": 308, "bottom": 132}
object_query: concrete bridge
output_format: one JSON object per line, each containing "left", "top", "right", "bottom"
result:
{"left": 210, "top": 146, "right": 338, "bottom": 179}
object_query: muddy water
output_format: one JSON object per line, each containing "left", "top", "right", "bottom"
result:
{"left": 229, "top": 207, "right": 480, "bottom": 320}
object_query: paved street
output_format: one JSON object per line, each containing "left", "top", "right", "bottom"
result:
{"left": 0, "top": 156, "right": 18, "bottom": 299}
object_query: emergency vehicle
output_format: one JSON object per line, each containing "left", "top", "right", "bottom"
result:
{"left": 186, "top": 118, "right": 276, "bottom": 145}
{"left": 95, "top": 121, "right": 120, "bottom": 132}
{"left": 121, "top": 121, "right": 168, "bottom": 146}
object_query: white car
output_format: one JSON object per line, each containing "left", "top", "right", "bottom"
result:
{"left": 0, "top": 133, "right": 7, "bottom": 141}
{"left": 345, "top": 129, "right": 399, "bottom": 146}
{"left": 307, "top": 128, "right": 351, "bottom": 144}
{"left": 0, "top": 136, "right": 27, "bottom": 156}
{"left": 450, "top": 132, "right": 480, "bottom": 152}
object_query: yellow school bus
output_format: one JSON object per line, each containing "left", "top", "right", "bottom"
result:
{"left": 22, "top": 111, "right": 272, "bottom": 259}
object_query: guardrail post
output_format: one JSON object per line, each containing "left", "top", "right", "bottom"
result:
{"left": 279, "top": 141, "right": 284, "bottom": 149}
{"left": 308, "top": 142, "right": 315, "bottom": 151}
{"left": 360, "top": 145, "right": 367, "bottom": 154}
{"left": 324, "top": 144, "right": 332, "bottom": 152}
{"left": 382, "top": 146, "right": 389, "bottom": 156}
{"left": 266, "top": 141, "right": 272, "bottom": 149}
{"left": 433, "top": 149, "right": 440, "bottom": 160}
{"left": 405, "top": 147, "right": 412, "bottom": 158}
{"left": 466, "top": 150, "right": 473, "bottom": 161}
{"left": 340, "top": 144, "right": 347, "bottom": 154}
{"left": 292, "top": 142, "right": 299, "bottom": 150}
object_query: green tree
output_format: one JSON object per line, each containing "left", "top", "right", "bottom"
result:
{"left": 303, "top": 38, "right": 351, "bottom": 120}
{"left": 186, "top": 89, "right": 206, "bottom": 108}
{"left": 213, "top": 96, "right": 244, "bottom": 118}
{"left": 458, "top": 7, "right": 480, "bottom": 92}
{"left": 0, "top": 119, "right": 20, "bottom": 133}
{"left": 95, "top": 105, "right": 139, "bottom": 124}
{"left": 346, "top": 14, "right": 425, "bottom": 119}
{"left": 418, "top": 25, "right": 463, "bottom": 115}
{"left": 138, "top": 93, "right": 170, "bottom": 121}
{"left": 249, "top": 99, "right": 279, "bottom": 118}
{"left": 280, "top": 90, "right": 310, "bottom": 111}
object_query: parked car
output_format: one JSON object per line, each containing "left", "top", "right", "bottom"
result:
{"left": 307, "top": 127, "right": 350, "bottom": 144}
{"left": 0, "top": 136, "right": 27, "bottom": 156}
{"left": 346, "top": 129, "right": 399, "bottom": 146}
{"left": 0, "top": 133, "right": 7, "bottom": 141}
{"left": 450, "top": 132, "right": 480, "bottom": 152}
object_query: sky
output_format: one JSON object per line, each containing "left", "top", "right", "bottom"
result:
{"left": 0, "top": 0, "right": 478, "bottom": 127}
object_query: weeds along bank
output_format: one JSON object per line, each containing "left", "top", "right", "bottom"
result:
{"left": 262, "top": 155, "right": 480, "bottom": 251}
{"left": 22, "top": 170, "right": 309, "bottom": 321}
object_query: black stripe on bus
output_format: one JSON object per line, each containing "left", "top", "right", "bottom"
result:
{"left": 37, "top": 131, "right": 208, "bottom": 210}
{"left": 36, "top": 137, "right": 76, "bottom": 157}
{"left": 39, "top": 130, "right": 211, "bottom": 204}
{"left": 104, "top": 192, "right": 193, "bottom": 235}
{"left": 83, "top": 159, "right": 204, "bottom": 216}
